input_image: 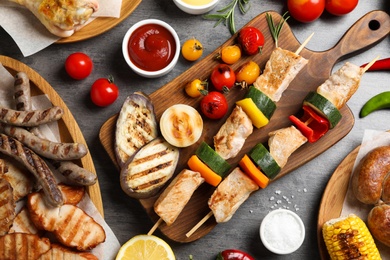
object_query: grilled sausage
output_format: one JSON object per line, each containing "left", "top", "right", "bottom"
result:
{"left": 0, "top": 106, "right": 63, "bottom": 127}
{"left": 14, "top": 72, "right": 32, "bottom": 111}
{"left": 0, "top": 133, "right": 63, "bottom": 207}
{"left": 51, "top": 161, "right": 97, "bottom": 186}
{"left": 0, "top": 124, "right": 88, "bottom": 160}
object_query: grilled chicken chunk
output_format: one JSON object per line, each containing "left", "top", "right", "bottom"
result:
{"left": 9, "top": 207, "right": 39, "bottom": 235}
{"left": 214, "top": 105, "right": 253, "bottom": 160}
{"left": 115, "top": 93, "right": 159, "bottom": 168}
{"left": 27, "top": 191, "right": 106, "bottom": 251}
{"left": 154, "top": 169, "right": 204, "bottom": 226}
{"left": 254, "top": 47, "right": 308, "bottom": 102}
{"left": 57, "top": 183, "right": 85, "bottom": 205}
{"left": 0, "top": 156, "right": 34, "bottom": 201}
{"left": 208, "top": 167, "right": 258, "bottom": 223}
{"left": 38, "top": 243, "right": 98, "bottom": 260}
{"left": 0, "top": 178, "right": 15, "bottom": 236}
{"left": 120, "top": 137, "right": 179, "bottom": 199}
{"left": 268, "top": 125, "right": 307, "bottom": 168}
{"left": 9, "top": 0, "right": 99, "bottom": 38}
{"left": 0, "top": 233, "right": 51, "bottom": 259}
{"left": 317, "top": 62, "right": 363, "bottom": 109}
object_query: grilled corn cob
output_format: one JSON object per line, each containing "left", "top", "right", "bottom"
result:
{"left": 322, "top": 214, "right": 381, "bottom": 260}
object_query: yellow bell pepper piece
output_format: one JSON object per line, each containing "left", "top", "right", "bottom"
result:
{"left": 236, "top": 98, "right": 269, "bottom": 128}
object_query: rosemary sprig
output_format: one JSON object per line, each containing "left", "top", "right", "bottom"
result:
{"left": 203, "top": 0, "right": 250, "bottom": 35}
{"left": 265, "top": 12, "right": 290, "bottom": 48}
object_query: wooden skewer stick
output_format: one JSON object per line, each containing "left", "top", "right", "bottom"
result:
{"left": 362, "top": 56, "right": 380, "bottom": 73}
{"left": 147, "top": 218, "right": 164, "bottom": 236}
{"left": 186, "top": 211, "right": 214, "bottom": 238}
{"left": 295, "top": 32, "right": 314, "bottom": 55}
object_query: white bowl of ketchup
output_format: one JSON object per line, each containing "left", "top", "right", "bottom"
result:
{"left": 122, "top": 19, "right": 180, "bottom": 78}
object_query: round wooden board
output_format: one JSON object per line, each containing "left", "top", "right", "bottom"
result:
{"left": 56, "top": 0, "right": 142, "bottom": 44}
{"left": 0, "top": 55, "right": 104, "bottom": 217}
{"left": 317, "top": 145, "right": 360, "bottom": 260}
{"left": 100, "top": 10, "right": 390, "bottom": 242}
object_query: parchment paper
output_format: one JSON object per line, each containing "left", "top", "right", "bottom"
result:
{"left": 0, "top": 0, "right": 122, "bottom": 57}
{"left": 340, "top": 129, "right": 390, "bottom": 257}
{"left": 0, "top": 62, "right": 121, "bottom": 259}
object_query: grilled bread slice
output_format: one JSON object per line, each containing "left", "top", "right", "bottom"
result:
{"left": 0, "top": 177, "right": 15, "bottom": 236}
{"left": 38, "top": 243, "right": 98, "bottom": 260}
{"left": 120, "top": 137, "right": 179, "bottom": 199}
{"left": 0, "top": 233, "right": 51, "bottom": 259}
{"left": 27, "top": 191, "right": 106, "bottom": 251}
{"left": 115, "top": 92, "right": 159, "bottom": 168}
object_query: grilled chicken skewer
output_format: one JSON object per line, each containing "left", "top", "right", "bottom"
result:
{"left": 9, "top": 0, "right": 99, "bottom": 38}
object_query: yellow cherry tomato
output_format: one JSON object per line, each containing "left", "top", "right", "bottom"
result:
{"left": 181, "top": 38, "right": 203, "bottom": 61}
{"left": 221, "top": 45, "right": 241, "bottom": 64}
{"left": 185, "top": 79, "right": 206, "bottom": 98}
{"left": 236, "top": 61, "right": 261, "bottom": 85}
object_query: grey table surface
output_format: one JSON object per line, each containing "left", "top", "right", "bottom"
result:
{"left": 1, "top": 1, "right": 390, "bottom": 259}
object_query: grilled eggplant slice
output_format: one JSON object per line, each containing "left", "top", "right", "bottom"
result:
{"left": 115, "top": 92, "right": 159, "bottom": 168}
{"left": 120, "top": 137, "right": 179, "bottom": 199}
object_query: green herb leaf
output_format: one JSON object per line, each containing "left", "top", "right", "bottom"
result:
{"left": 203, "top": 0, "right": 250, "bottom": 35}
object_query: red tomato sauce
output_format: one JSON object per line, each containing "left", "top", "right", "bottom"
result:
{"left": 128, "top": 24, "right": 176, "bottom": 72}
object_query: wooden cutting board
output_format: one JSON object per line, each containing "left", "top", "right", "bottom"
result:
{"left": 99, "top": 10, "right": 390, "bottom": 242}
{"left": 0, "top": 55, "right": 104, "bottom": 217}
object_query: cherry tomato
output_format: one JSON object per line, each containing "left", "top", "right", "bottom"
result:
{"left": 65, "top": 52, "right": 93, "bottom": 80}
{"left": 235, "top": 61, "right": 261, "bottom": 86}
{"left": 200, "top": 91, "right": 228, "bottom": 119}
{"left": 185, "top": 79, "right": 207, "bottom": 98}
{"left": 287, "top": 0, "right": 325, "bottom": 23}
{"left": 210, "top": 64, "right": 236, "bottom": 92}
{"left": 181, "top": 38, "right": 203, "bottom": 61}
{"left": 237, "top": 27, "right": 264, "bottom": 56}
{"left": 90, "top": 76, "right": 119, "bottom": 107}
{"left": 220, "top": 45, "right": 242, "bottom": 64}
{"left": 325, "top": 0, "right": 358, "bottom": 16}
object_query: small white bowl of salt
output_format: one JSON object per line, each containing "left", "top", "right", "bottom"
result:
{"left": 260, "top": 209, "right": 305, "bottom": 255}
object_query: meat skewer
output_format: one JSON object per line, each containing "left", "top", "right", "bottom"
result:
{"left": 185, "top": 58, "right": 376, "bottom": 238}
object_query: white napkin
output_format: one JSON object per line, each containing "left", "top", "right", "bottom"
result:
{"left": 0, "top": 63, "right": 121, "bottom": 259}
{"left": 341, "top": 129, "right": 390, "bottom": 257}
{"left": 0, "top": 0, "right": 122, "bottom": 57}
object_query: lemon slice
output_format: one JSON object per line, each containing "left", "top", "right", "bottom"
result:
{"left": 116, "top": 234, "right": 176, "bottom": 260}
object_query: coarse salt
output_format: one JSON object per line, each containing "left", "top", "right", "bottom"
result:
{"left": 260, "top": 209, "right": 305, "bottom": 255}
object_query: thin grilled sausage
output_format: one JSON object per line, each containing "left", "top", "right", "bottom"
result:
{"left": 0, "top": 106, "right": 63, "bottom": 127}
{"left": 0, "top": 133, "right": 63, "bottom": 207}
{"left": 14, "top": 72, "right": 31, "bottom": 111}
{"left": 0, "top": 125, "right": 88, "bottom": 160}
{"left": 51, "top": 161, "right": 97, "bottom": 186}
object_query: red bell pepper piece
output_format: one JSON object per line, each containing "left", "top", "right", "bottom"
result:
{"left": 216, "top": 249, "right": 255, "bottom": 260}
{"left": 289, "top": 105, "right": 330, "bottom": 143}
{"left": 360, "top": 57, "right": 390, "bottom": 71}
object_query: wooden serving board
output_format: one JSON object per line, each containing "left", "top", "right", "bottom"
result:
{"left": 99, "top": 11, "right": 390, "bottom": 242}
{"left": 0, "top": 55, "right": 104, "bottom": 217}
{"left": 56, "top": 0, "right": 142, "bottom": 43}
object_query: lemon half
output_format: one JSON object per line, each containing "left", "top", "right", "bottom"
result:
{"left": 116, "top": 234, "right": 175, "bottom": 260}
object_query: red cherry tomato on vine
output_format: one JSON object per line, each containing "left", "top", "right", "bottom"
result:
{"left": 325, "top": 0, "right": 358, "bottom": 16}
{"left": 287, "top": 0, "right": 325, "bottom": 23}
{"left": 65, "top": 52, "right": 93, "bottom": 80}
{"left": 210, "top": 64, "right": 236, "bottom": 92}
{"left": 237, "top": 26, "right": 264, "bottom": 56}
{"left": 200, "top": 91, "right": 228, "bottom": 119}
{"left": 90, "top": 76, "right": 119, "bottom": 107}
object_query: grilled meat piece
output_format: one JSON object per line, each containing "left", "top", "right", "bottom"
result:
{"left": 268, "top": 125, "right": 307, "bottom": 168}
{"left": 38, "top": 243, "right": 98, "bottom": 260}
{"left": 214, "top": 105, "right": 253, "bottom": 160}
{"left": 0, "top": 178, "right": 15, "bottom": 236}
{"left": 253, "top": 47, "right": 308, "bottom": 102}
{"left": 14, "top": 72, "right": 32, "bottom": 111}
{"left": 154, "top": 169, "right": 204, "bottom": 226}
{"left": 9, "top": 207, "right": 39, "bottom": 235}
{"left": 208, "top": 167, "right": 259, "bottom": 223}
{"left": 0, "top": 105, "right": 63, "bottom": 127}
{"left": 0, "top": 233, "right": 51, "bottom": 259}
{"left": 120, "top": 137, "right": 179, "bottom": 199}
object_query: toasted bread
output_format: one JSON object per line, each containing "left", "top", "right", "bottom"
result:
{"left": 27, "top": 191, "right": 106, "bottom": 251}
{"left": 120, "top": 137, "right": 179, "bottom": 199}
{"left": 0, "top": 233, "right": 51, "bottom": 259}
{"left": 0, "top": 177, "right": 15, "bottom": 235}
{"left": 38, "top": 243, "right": 98, "bottom": 260}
